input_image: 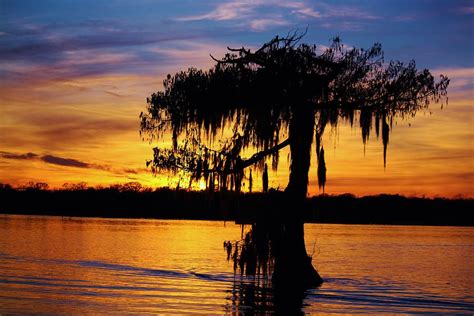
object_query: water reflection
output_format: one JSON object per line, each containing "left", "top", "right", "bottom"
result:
{"left": 223, "top": 221, "right": 314, "bottom": 315}
{"left": 226, "top": 278, "right": 310, "bottom": 315}
{"left": 0, "top": 215, "right": 472, "bottom": 314}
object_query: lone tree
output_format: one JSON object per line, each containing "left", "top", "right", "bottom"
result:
{"left": 140, "top": 32, "right": 449, "bottom": 287}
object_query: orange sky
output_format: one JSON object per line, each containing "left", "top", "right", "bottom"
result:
{"left": 0, "top": 64, "right": 472, "bottom": 197}
{"left": 0, "top": 2, "right": 473, "bottom": 198}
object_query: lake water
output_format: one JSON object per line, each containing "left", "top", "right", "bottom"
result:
{"left": 0, "top": 215, "right": 472, "bottom": 314}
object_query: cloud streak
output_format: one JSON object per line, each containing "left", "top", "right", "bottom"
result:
{"left": 0, "top": 151, "right": 38, "bottom": 160}
{"left": 0, "top": 19, "right": 211, "bottom": 92}
{"left": 1, "top": 151, "right": 91, "bottom": 168}
{"left": 0, "top": 151, "right": 142, "bottom": 175}
{"left": 41, "top": 155, "right": 89, "bottom": 168}
{"left": 175, "top": 0, "right": 378, "bottom": 31}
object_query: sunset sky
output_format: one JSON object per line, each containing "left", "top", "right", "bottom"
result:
{"left": 0, "top": 0, "right": 472, "bottom": 197}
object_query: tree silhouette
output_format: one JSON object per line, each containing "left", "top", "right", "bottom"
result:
{"left": 140, "top": 32, "right": 449, "bottom": 287}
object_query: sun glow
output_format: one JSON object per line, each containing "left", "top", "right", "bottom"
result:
{"left": 198, "top": 180, "right": 207, "bottom": 191}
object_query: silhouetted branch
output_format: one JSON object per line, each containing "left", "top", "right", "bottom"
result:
{"left": 240, "top": 138, "right": 290, "bottom": 169}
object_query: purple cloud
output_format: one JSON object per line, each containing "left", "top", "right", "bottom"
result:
{"left": 0, "top": 151, "right": 38, "bottom": 160}
{"left": 41, "top": 155, "right": 89, "bottom": 168}
{"left": 175, "top": 0, "right": 378, "bottom": 31}
{"left": 0, "top": 150, "right": 143, "bottom": 175}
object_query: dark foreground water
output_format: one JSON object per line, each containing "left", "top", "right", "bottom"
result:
{"left": 0, "top": 215, "right": 472, "bottom": 314}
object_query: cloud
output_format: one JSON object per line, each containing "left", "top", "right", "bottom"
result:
{"left": 3, "top": 110, "right": 138, "bottom": 150}
{"left": 0, "top": 22, "right": 194, "bottom": 62}
{"left": 124, "top": 168, "right": 139, "bottom": 174}
{"left": 176, "top": 0, "right": 257, "bottom": 21}
{"left": 431, "top": 67, "right": 474, "bottom": 99}
{"left": 0, "top": 151, "right": 38, "bottom": 160}
{"left": 0, "top": 2, "right": 378, "bottom": 93}
{"left": 316, "top": 2, "right": 378, "bottom": 20}
{"left": 292, "top": 7, "right": 322, "bottom": 19}
{"left": 104, "top": 90, "right": 127, "bottom": 98}
{"left": 146, "top": 41, "right": 235, "bottom": 68}
{"left": 1, "top": 151, "right": 90, "bottom": 168}
{"left": 0, "top": 150, "right": 144, "bottom": 176}
{"left": 433, "top": 67, "right": 474, "bottom": 78}
{"left": 458, "top": 6, "right": 474, "bottom": 14}
{"left": 249, "top": 17, "right": 290, "bottom": 31}
{"left": 41, "top": 155, "right": 89, "bottom": 168}
{"left": 175, "top": 0, "right": 378, "bottom": 31}
{"left": 0, "top": 19, "right": 207, "bottom": 89}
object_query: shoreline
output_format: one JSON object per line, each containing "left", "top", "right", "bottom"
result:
{"left": 1, "top": 187, "right": 472, "bottom": 226}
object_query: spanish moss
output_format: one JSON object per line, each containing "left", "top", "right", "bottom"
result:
{"left": 141, "top": 32, "right": 449, "bottom": 192}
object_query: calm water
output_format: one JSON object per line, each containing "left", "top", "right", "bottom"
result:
{"left": 0, "top": 215, "right": 472, "bottom": 314}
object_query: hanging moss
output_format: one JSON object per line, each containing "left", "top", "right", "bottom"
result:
{"left": 317, "top": 147, "right": 327, "bottom": 193}
{"left": 141, "top": 32, "right": 449, "bottom": 192}
{"left": 224, "top": 223, "right": 275, "bottom": 279}
{"left": 382, "top": 115, "right": 390, "bottom": 168}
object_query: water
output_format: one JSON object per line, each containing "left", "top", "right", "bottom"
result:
{"left": 0, "top": 215, "right": 472, "bottom": 314}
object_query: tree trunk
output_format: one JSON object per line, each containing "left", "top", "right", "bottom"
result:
{"left": 285, "top": 105, "right": 314, "bottom": 199}
{"left": 272, "top": 105, "right": 323, "bottom": 288}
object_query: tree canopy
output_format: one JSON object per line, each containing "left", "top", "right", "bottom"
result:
{"left": 140, "top": 32, "right": 449, "bottom": 194}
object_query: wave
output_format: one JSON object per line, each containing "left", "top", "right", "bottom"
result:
{"left": 1, "top": 253, "right": 473, "bottom": 313}
{"left": 309, "top": 277, "right": 474, "bottom": 313}
{"left": 0, "top": 253, "right": 235, "bottom": 284}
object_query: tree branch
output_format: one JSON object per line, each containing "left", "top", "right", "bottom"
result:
{"left": 239, "top": 138, "right": 290, "bottom": 169}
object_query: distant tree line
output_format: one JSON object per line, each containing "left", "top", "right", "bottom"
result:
{"left": 0, "top": 182, "right": 471, "bottom": 226}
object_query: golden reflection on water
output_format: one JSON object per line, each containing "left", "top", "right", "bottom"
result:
{"left": 308, "top": 224, "right": 474, "bottom": 313}
{"left": 0, "top": 215, "right": 472, "bottom": 314}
